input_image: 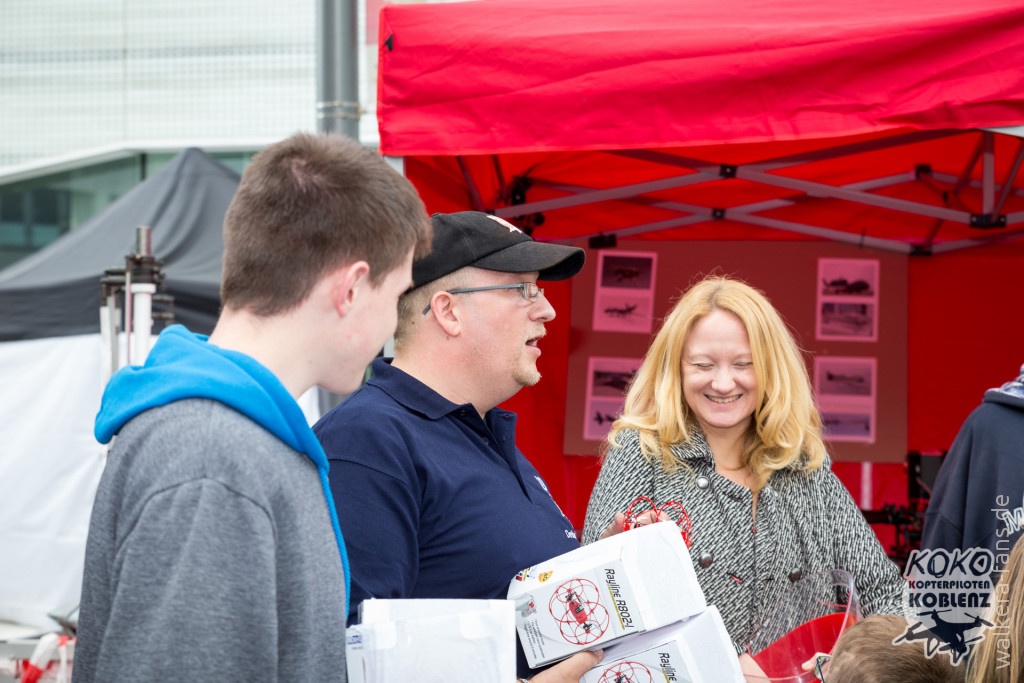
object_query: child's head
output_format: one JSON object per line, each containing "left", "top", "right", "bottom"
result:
{"left": 825, "top": 614, "right": 964, "bottom": 683}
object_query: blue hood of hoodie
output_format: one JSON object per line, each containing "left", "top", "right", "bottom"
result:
{"left": 95, "top": 324, "right": 350, "bottom": 612}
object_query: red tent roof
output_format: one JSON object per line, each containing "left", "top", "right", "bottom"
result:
{"left": 377, "top": 0, "right": 1024, "bottom": 253}
{"left": 379, "top": 0, "right": 1024, "bottom": 154}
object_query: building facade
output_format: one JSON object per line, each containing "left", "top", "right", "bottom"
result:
{"left": 0, "top": 0, "right": 390, "bottom": 269}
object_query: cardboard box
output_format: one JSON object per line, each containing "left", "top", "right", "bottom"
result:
{"left": 581, "top": 606, "right": 745, "bottom": 683}
{"left": 346, "top": 599, "right": 515, "bottom": 683}
{"left": 507, "top": 522, "right": 706, "bottom": 668}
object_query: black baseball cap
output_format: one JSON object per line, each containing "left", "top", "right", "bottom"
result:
{"left": 413, "top": 211, "right": 585, "bottom": 289}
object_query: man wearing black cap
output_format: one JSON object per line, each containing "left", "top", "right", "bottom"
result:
{"left": 314, "top": 211, "right": 602, "bottom": 681}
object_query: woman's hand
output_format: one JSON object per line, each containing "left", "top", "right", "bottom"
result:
{"left": 598, "top": 509, "right": 671, "bottom": 540}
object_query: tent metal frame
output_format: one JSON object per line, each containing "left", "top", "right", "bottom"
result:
{"left": 474, "top": 130, "right": 1024, "bottom": 254}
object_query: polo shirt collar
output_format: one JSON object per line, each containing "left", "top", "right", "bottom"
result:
{"left": 367, "top": 357, "right": 495, "bottom": 421}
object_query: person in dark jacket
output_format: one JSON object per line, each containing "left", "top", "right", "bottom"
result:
{"left": 921, "top": 363, "right": 1024, "bottom": 573}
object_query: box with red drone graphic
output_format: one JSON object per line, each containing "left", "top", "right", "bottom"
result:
{"left": 579, "top": 606, "right": 744, "bottom": 683}
{"left": 507, "top": 522, "right": 706, "bottom": 668}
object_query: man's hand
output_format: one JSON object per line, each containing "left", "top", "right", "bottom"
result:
{"left": 529, "top": 649, "right": 603, "bottom": 683}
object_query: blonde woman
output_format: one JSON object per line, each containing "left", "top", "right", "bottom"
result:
{"left": 582, "top": 275, "right": 904, "bottom": 656}
{"left": 967, "top": 535, "right": 1024, "bottom": 683}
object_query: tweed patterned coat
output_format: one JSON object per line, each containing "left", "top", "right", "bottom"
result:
{"left": 581, "top": 427, "right": 905, "bottom": 652}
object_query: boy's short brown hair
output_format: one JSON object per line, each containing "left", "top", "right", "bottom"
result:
{"left": 221, "top": 132, "right": 431, "bottom": 316}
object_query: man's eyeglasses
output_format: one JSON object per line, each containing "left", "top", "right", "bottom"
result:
{"left": 422, "top": 282, "right": 544, "bottom": 315}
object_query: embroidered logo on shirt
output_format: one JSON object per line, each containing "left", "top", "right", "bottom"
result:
{"left": 534, "top": 475, "right": 577, "bottom": 535}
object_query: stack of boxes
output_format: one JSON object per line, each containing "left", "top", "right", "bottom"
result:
{"left": 345, "top": 522, "right": 746, "bottom": 682}
{"left": 507, "top": 522, "right": 744, "bottom": 682}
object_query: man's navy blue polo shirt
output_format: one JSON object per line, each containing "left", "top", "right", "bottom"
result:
{"left": 314, "top": 357, "right": 580, "bottom": 627}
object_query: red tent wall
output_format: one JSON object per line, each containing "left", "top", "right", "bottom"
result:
{"left": 906, "top": 244, "right": 1024, "bottom": 449}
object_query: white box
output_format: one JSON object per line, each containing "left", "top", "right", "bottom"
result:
{"left": 507, "top": 522, "right": 706, "bottom": 668}
{"left": 346, "top": 599, "right": 515, "bottom": 683}
{"left": 581, "top": 607, "right": 744, "bottom": 683}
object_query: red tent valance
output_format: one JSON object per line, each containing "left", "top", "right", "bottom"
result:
{"left": 379, "top": 0, "right": 1024, "bottom": 156}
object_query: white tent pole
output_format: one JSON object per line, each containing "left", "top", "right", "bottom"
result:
{"left": 123, "top": 265, "right": 134, "bottom": 366}
{"left": 131, "top": 283, "right": 156, "bottom": 365}
{"left": 125, "top": 226, "right": 157, "bottom": 367}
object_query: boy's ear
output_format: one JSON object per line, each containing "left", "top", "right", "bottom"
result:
{"left": 330, "top": 261, "right": 370, "bottom": 316}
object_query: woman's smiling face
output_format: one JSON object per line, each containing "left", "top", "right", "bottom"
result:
{"left": 682, "top": 308, "right": 759, "bottom": 439}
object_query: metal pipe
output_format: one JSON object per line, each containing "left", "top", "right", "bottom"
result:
{"left": 316, "top": 0, "right": 360, "bottom": 139}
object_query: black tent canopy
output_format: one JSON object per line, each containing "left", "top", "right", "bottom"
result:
{"left": 0, "top": 148, "right": 240, "bottom": 341}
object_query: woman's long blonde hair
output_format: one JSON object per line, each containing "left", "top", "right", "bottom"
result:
{"left": 967, "top": 535, "right": 1024, "bottom": 683}
{"left": 607, "top": 275, "right": 825, "bottom": 490}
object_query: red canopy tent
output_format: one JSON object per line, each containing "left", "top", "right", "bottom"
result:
{"left": 376, "top": 0, "right": 1024, "bottom": 523}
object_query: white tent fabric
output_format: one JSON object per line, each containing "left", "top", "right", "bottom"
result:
{"left": 0, "top": 335, "right": 107, "bottom": 630}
